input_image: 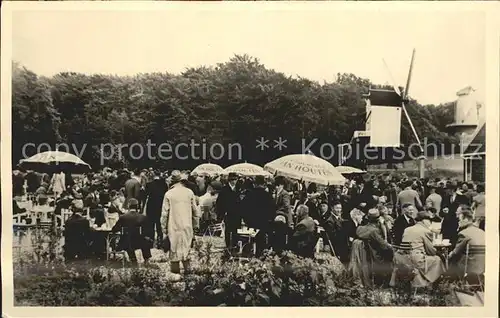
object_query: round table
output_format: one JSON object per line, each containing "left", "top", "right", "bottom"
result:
{"left": 434, "top": 243, "right": 452, "bottom": 269}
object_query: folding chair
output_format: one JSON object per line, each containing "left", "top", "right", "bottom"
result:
{"left": 110, "top": 226, "right": 145, "bottom": 266}
{"left": 204, "top": 221, "right": 225, "bottom": 238}
{"left": 391, "top": 242, "right": 427, "bottom": 296}
{"left": 464, "top": 244, "right": 485, "bottom": 292}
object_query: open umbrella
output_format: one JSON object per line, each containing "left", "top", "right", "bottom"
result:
{"left": 223, "top": 163, "right": 271, "bottom": 177}
{"left": 336, "top": 166, "right": 366, "bottom": 175}
{"left": 191, "top": 163, "right": 223, "bottom": 176}
{"left": 264, "top": 154, "right": 346, "bottom": 185}
{"left": 18, "top": 151, "right": 91, "bottom": 173}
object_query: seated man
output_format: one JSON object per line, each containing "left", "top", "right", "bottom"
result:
{"left": 111, "top": 198, "right": 153, "bottom": 265}
{"left": 401, "top": 210, "right": 446, "bottom": 288}
{"left": 63, "top": 208, "right": 91, "bottom": 261}
{"left": 291, "top": 205, "right": 318, "bottom": 258}
{"left": 352, "top": 209, "right": 393, "bottom": 287}
{"left": 448, "top": 208, "right": 485, "bottom": 283}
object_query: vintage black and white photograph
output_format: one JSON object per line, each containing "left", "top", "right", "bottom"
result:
{"left": 1, "top": 2, "right": 498, "bottom": 314}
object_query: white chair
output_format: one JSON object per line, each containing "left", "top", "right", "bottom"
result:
{"left": 204, "top": 221, "right": 225, "bottom": 238}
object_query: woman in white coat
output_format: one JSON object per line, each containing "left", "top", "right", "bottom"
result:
{"left": 161, "top": 171, "right": 201, "bottom": 274}
{"left": 50, "top": 169, "right": 66, "bottom": 198}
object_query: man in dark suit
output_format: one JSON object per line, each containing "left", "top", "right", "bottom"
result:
{"left": 392, "top": 203, "right": 417, "bottom": 245}
{"left": 124, "top": 169, "right": 142, "bottom": 210}
{"left": 291, "top": 204, "right": 317, "bottom": 258}
{"left": 440, "top": 184, "right": 470, "bottom": 247}
{"left": 145, "top": 170, "right": 168, "bottom": 247}
{"left": 215, "top": 172, "right": 241, "bottom": 250}
{"left": 274, "top": 176, "right": 294, "bottom": 227}
{"left": 241, "top": 175, "right": 276, "bottom": 256}
{"left": 63, "top": 209, "right": 91, "bottom": 261}
{"left": 350, "top": 180, "right": 376, "bottom": 214}
{"left": 318, "top": 201, "right": 349, "bottom": 263}
{"left": 111, "top": 198, "right": 152, "bottom": 264}
{"left": 303, "top": 193, "right": 321, "bottom": 222}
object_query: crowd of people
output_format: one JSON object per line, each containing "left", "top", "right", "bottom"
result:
{"left": 12, "top": 167, "right": 485, "bottom": 285}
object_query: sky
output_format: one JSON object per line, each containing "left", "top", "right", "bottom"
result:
{"left": 11, "top": 7, "right": 486, "bottom": 105}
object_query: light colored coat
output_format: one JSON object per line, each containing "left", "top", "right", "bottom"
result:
{"left": 426, "top": 193, "right": 442, "bottom": 212}
{"left": 449, "top": 224, "right": 485, "bottom": 276}
{"left": 401, "top": 222, "right": 446, "bottom": 287}
{"left": 50, "top": 172, "right": 66, "bottom": 196}
{"left": 161, "top": 183, "right": 201, "bottom": 262}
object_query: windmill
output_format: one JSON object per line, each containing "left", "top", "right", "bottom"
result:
{"left": 343, "top": 49, "right": 426, "bottom": 177}
{"left": 381, "top": 49, "right": 426, "bottom": 178}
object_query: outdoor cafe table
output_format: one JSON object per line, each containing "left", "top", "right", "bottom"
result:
{"left": 433, "top": 241, "right": 452, "bottom": 269}
{"left": 90, "top": 226, "right": 117, "bottom": 261}
{"left": 235, "top": 228, "right": 259, "bottom": 255}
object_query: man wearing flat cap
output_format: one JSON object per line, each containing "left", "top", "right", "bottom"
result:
{"left": 215, "top": 172, "right": 242, "bottom": 251}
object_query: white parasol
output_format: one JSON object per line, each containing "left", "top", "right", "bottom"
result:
{"left": 191, "top": 163, "right": 224, "bottom": 176}
{"left": 264, "top": 154, "right": 346, "bottom": 185}
{"left": 19, "top": 151, "right": 91, "bottom": 173}
{"left": 223, "top": 163, "right": 271, "bottom": 177}
{"left": 336, "top": 166, "right": 367, "bottom": 175}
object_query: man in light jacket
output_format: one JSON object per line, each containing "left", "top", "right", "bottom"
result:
{"left": 448, "top": 208, "right": 485, "bottom": 281}
{"left": 161, "top": 171, "right": 201, "bottom": 274}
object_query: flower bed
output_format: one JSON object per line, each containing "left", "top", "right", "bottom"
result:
{"left": 13, "top": 232, "right": 460, "bottom": 306}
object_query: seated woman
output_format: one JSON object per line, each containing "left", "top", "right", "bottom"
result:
{"left": 104, "top": 190, "right": 122, "bottom": 228}
{"left": 376, "top": 204, "right": 394, "bottom": 243}
{"left": 350, "top": 209, "right": 393, "bottom": 287}
{"left": 399, "top": 210, "right": 446, "bottom": 288}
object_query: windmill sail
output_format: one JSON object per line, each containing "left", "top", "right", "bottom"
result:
{"left": 365, "top": 89, "right": 403, "bottom": 147}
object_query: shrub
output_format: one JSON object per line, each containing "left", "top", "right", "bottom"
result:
{"left": 13, "top": 234, "right": 460, "bottom": 306}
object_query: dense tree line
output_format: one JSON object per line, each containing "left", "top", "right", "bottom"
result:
{"left": 12, "top": 55, "right": 456, "bottom": 170}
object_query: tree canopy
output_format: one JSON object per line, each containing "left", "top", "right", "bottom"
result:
{"left": 11, "top": 55, "right": 456, "bottom": 170}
